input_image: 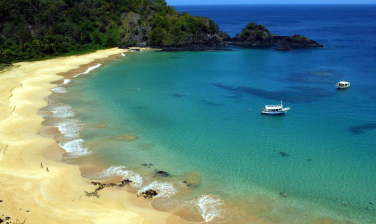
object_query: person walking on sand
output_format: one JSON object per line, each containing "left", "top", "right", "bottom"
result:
{"left": 46, "top": 167, "right": 49, "bottom": 172}
{"left": 41, "top": 163, "right": 43, "bottom": 168}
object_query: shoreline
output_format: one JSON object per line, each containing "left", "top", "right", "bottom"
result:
{"left": 0, "top": 48, "right": 187, "bottom": 224}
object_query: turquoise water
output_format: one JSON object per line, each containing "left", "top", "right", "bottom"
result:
{"left": 45, "top": 5, "right": 376, "bottom": 223}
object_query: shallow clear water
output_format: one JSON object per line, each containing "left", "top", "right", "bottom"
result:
{"left": 46, "top": 5, "right": 376, "bottom": 223}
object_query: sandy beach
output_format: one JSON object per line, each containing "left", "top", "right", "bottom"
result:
{"left": 0, "top": 48, "right": 187, "bottom": 224}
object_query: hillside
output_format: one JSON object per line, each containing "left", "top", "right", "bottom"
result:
{"left": 0, "top": 1, "right": 323, "bottom": 64}
{"left": 0, "top": 0, "right": 229, "bottom": 64}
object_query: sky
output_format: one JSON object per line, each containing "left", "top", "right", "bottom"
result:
{"left": 166, "top": 0, "right": 376, "bottom": 5}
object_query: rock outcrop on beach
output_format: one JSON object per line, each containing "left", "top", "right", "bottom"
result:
{"left": 231, "top": 22, "right": 324, "bottom": 50}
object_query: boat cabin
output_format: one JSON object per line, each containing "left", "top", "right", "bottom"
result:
{"left": 336, "top": 81, "right": 350, "bottom": 89}
{"left": 261, "top": 101, "right": 290, "bottom": 115}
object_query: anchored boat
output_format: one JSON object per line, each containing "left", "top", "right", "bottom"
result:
{"left": 261, "top": 101, "right": 290, "bottom": 115}
{"left": 336, "top": 81, "right": 350, "bottom": 89}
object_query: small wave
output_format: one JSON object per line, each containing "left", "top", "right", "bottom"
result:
{"left": 74, "top": 64, "right": 102, "bottom": 77}
{"left": 52, "top": 86, "right": 68, "bottom": 93}
{"left": 59, "top": 139, "right": 90, "bottom": 157}
{"left": 138, "top": 181, "right": 177, "bottom": 198}
{"left": 57, "top": 119, "right": 83, "bottom": 139}
{"left": 50, "top": 104, "right": 76, "bottom": 118}
{"left": 189, "top": 194, "right": 226, "bottom": 223}
{"left": 62, "top": 79, "right": 71, "bottom": 85}
{"left": 89, "top": 165, "right": 143, "bottom": 188}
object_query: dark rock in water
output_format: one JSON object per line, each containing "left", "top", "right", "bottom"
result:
{"left": 140, "top": 189, "right": 158, "bottom": 199}
{"left": 349, "top": 123, "right": 376, "bottom": 134}
{"left": 182, "top": 180, "right": 194, "bottom": 187}
{"left": 308, "top": 158, "right": 312, "bottom": 161}
{"left": 155, "top": 170, "right": 170, "bottom": 177}
{"left": 279, "top": 152, "right": 289, "bottom": 157}
{"left": 118, "top": 179, "right": 133, "bottom": 187}
{"left": 141, "top": 163, "right": 148, "bottom": 166}
{"left": 231, "top": 22, "right": 323, "bottom": 49}
{"left": 274, "top": 45, "right": 294, "bottom": 51}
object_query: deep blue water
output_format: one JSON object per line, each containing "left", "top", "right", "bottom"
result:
{"left": 50, "top": 5, "right": 376, "bottom": 224}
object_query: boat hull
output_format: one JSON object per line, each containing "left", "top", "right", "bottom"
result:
{"left": 261, "top": 110, "right": 287, "bottom": 115}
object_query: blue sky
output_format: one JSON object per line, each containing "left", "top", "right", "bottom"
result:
{"left": 166, "top": 0, "right": 376, "bottom": 5}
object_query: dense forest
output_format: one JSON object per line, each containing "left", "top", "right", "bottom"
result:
{"left": 0, "top": 0, "right": 229, "bottom": 64}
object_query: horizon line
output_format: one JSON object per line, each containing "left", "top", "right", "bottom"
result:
{"left": 170, "top": 3, "right": 376, "bottom": 5}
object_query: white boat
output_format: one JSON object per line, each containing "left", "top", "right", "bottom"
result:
{"left": 336, "top": 81, "right": 350, "bottom": 89}
{"left": 261, "top": 100, "right": 290, "bottom": 115}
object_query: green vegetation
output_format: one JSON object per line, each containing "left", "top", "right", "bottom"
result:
{"left": 0, "top": 0, "right": 221, "bottom": 64}
{"left": 256, "top": 30, "right": 264, "bottom": 39}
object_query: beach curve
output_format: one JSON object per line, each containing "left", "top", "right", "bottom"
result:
{"left": 0, "top": 48, "right": 186, "bottom": 224}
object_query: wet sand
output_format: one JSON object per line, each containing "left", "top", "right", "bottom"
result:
{"left": 0, "top": 48, "right": 187, "bottom": 224}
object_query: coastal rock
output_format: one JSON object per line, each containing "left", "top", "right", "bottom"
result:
{"left": 231, "top": 22, "right": 323, "bottom": 49}
{"left": 140, "top": 189, "right": 158, "bottom": 199}
{"left": 154, "top": 170, "right": 170, "bottom": 177}
{"left": 118, "top": 179, "right": 133, "bottom": 187}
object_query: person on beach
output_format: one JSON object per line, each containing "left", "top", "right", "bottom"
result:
{"left": 41, "top": 163, "right": 43, "bottom": 168}
{"left": 46, "top": 167, "right": 49, "bottom": 172}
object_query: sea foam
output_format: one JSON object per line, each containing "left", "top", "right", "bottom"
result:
{"left": 52, "top": 86, "right": 68, "bottom": 93}
{"left": 189, "top": 194, "right": 226, "bottom": 223}
{"left": 50, "top": 104, "right": 76, "bottom": 118}
{"left": 61, "top": 79, "right": 71, "bottom": 85}
{"left": 59, "top": 139, "right": 90, "bottom": 157}
{"left": 90, "top": 165, "right": 143, "bottom": 188}
{"left": 57, "top": 119, "right": 83, "bottom": 139}
{"left": 74, "top": 64, "right": 102, "bottom": 77}
{"left": 138, "top": 181, "right": 177, "bottom": 198}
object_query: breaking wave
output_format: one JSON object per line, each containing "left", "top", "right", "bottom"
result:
{"left": 62, "top": 79, "right": 71, "bottom": 85}
{"left": 188, "top": 194, "right": 226, "bottom": 223}
{"left": 52, "top": 86, "right": 68, "bottom": 93}
{"left": 74, "top": 64, "right": 102, "bottom": 77}
{"left": 50, "top": 104, "right": 76, "bottom": 118}
{"left": 57, "top": 119, "right": 83, "bottom": 139}
{"left": 59, "top": 139, "right": 90, "bottom": 157}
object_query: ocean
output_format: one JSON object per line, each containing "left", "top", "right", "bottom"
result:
{"left": 44, "top": 5, "right": 376, "bottom": 223}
